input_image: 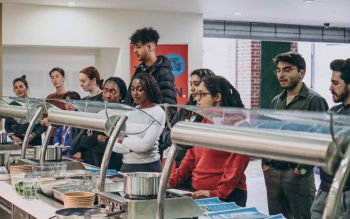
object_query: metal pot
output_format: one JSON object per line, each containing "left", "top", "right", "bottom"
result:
{"left": 0, "top": 152, "right": 9, "bottom": 167}
{"left": 122, "top": 172, "right": 161, "bottom": 199}
{"left": 0, "top": 132, "right": 8, "bottom": 144}
{"left": 33, "top": 145, "right": 64, "bottom": 161}
{"left": 55, "top": 207, "right": 122, "bottom": 219}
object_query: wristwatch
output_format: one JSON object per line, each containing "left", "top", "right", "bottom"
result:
{"left": 295, "top": 167, "right": 307, "bottom": 175}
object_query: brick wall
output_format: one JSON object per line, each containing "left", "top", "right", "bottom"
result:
{"left": 236, "top": 41, "right": 297, "bottom": 109}
{"left": 236, "top": 40, "right": 261, "bottom": 109}
{"left": 251, "top": 41, "right": 261, "bottom": 109}
{"left": 236, "top": 40, "right": 252, "bottom": 108}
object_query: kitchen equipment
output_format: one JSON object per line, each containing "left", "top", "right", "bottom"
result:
{"left": 97, "top": 191, "right": 202, "bottom": 219}
{"left": 55, "top": 207, "right": 122, "bottom": 219}
{"left": 0, "top": 132, "right": 8, "bottom": 144}
{"left": 63, "top": 192, "right": 95, "bottom": 208}
{"left": 9, "top": 164, "right": 32, "bottom": 174}
{"left": 33, "top": 145, "right": 65, "bottom": 161}
{"left": 121, "top": 172, "right": 161, "bottom": 199}
{"left": 32, "top": 162, "right": 67, "bottom": 178}
{"left": 38, "top": 178, "right": 66, "bottom": 196}
{"left": 0, "top": 152, "right": 10, "bottom": 167}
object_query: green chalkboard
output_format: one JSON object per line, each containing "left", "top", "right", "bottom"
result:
{"left": 260, "top": 41, "right": 291, "bottom": 109}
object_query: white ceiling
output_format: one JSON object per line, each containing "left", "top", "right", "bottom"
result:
{"left": 1, "top": 0, "right": 350, "bottom": 28}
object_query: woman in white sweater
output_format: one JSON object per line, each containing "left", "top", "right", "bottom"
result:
{"left": 113, "top": 73, "right": 165, "bottom": 172}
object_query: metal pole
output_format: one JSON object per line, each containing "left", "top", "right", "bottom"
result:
{"left": 322, "top": 142, "right": 350, "bottom": 219}
{"left": 21, "top": 106, "right": 44, "bottom": 159}
{"left": 171, "top": 122, "right": 334, "bottom": 171}
{"left": 0, "top": 105, "right": 27, "bottom": 119}
{"left": 156, "top": 144, "right": 179, "bottom": 219}
{"left": 40, "top": 125, "right": 55, "bottom": 163}
{"left": 98, "top": 115, "right": 128, "bottom": 193}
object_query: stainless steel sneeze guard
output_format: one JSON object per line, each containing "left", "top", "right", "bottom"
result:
{"left": 47, "top": 109, "right": 108, "bottom": 132}
{"left": 0, "top": 103, "right": 44, "bottom": 159}
{"left": 169, "top": 121, "right": 350, "bottom": 219}
{"left": 171, "top": 121, "right": 342, "bottom": 173}
{"left": 0, "top": 104, "right": 28, "bottom": 119}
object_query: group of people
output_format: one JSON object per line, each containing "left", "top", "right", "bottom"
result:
{"left": 4, "top": 26, "right": 350, "bottom": 218}
{"left": 262, "top": 53, "right": 350, "bottom": 219}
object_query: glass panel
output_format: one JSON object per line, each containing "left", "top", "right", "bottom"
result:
{"left": 162, "top": 104, "right": 350, "bottom": 137}
{"left": 45, "top": 98, "right": 163, "bottom": 135}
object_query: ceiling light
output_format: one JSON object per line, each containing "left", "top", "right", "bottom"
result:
{"left": 67, "top": 1, "right": 76, "bottom": 7}
{"left": 234, "top": 12, "right": 242, "bottom": 16}
{"left": 304, "top": 0, "right": 316, "bottom": 3}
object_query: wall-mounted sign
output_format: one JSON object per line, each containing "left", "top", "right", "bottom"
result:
{"left": 130, "top": 44, "right": 188, "bottom": 105}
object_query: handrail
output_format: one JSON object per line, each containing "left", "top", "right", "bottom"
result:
{"left": 40, "top": 125, "right": 55, "bottom": 163}
{"left": 21, "top": 106, "right": 44, "bottom": 159}
{"left": 98, "top": 115, "right": 128, "bottom": 192}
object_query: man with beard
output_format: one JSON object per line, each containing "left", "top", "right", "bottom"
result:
{"left": 311, "top": 58, "right": 350, "bottom": 219}
{"left": 262, "top": 51, "right": 328, "bottom": 219}
{"left": 126, "top": 27, "right": 177, "bottom": 157}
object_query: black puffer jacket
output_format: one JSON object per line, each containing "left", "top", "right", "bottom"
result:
{"left": 126, "top": 55, "right": 177, "bottom": 115}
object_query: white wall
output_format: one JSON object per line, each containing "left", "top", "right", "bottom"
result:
{"left": 203, "top": 38, "right": 236, "bottom": 84}
{"left": 298, "top": 42, "right": 350, "bottom": 107}
{"left": 2, "top": 4, "right": 203, "bottom": 97}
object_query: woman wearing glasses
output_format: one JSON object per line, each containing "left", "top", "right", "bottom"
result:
{"left": 168, "top": 75, "right": 249, "bottom": 206}
{"left": 170, "top": 69, "right": 215, "bottom": 167}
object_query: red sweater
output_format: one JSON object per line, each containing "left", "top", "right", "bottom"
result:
{"left": 168, "top": 123, "right": 249, "bottom": 199}
{"left": 47, "top": 93, "right": 66, "bottom": 110}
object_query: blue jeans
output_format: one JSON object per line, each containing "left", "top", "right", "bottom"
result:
{"left": 311, "top": 188, "right": 350, "bottom": 219}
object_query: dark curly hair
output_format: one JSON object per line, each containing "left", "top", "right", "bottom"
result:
{"left": 273, "top": 51, "right": 306, "bottom": 72}
{"left": 130, "top": 27, "right": 160, "bottom": 45}
{"left": 131, "top": 73, "right": 162, "bottom": 105}
{"left": 63, "top": 91, "right": 81, "bottom": 100}
{"left": 330, "top": 58, "right": 350, "bottom": 85}
{"left": 104, "top": 77, "right": 127, "bottom": 103}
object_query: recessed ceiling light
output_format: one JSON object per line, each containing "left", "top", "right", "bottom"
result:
{"left": 304, "top": 0, "right": 316, "bottom": 3}
{"left": 234, "top": 12, "right": 242, "bottom": 16}
{"left": 67, "top": 1, "right": 76, "bottom": 7}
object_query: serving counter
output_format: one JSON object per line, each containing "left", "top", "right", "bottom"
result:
{"left": 2, "top": 99, "right": 349, "bottom": 218}
{"left": 0, "top": 181, "right": 62, "bottom": 219}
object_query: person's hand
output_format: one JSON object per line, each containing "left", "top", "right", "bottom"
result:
{"left": 11, "top": 135, "right": 23, "bottom": 144}
{"left": 262, "top": 164, "right": 270, "bottom": 172}
{"left": 97, "top": 135, "right": 107, "bottom": 143}
{"left": 28, "top": 133, "right": 35, "bottom": 143}
{"left": 40, "top": 118, "right": 49, "bottom": 127}
{"left": 192, "top": 190, "right": 210, "bottom": 198}
{"left": 117, "top": 137, "right": 124, "bottom": 144}
{"left": 73, "top": 152, "right": 83, "bottom": 161}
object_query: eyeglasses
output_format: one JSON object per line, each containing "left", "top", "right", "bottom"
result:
{"left": 274, "top": 66, "right": 298, "bottom": 76}
{"left": 103, "top": 89, "right": 119, "bottom": 95}
{"left": 190, "top": 80, "right": 201, "bottom": 87}
{"left": 193, "top": 92, "right": 211, "bottom": 100}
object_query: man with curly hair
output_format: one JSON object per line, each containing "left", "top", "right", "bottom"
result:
{"left": 127, "top": 27, "right": 177, "bottom": 157}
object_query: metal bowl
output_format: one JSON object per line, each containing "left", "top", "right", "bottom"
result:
{"left": 33, "top": 145, "right": 64, "bottom": 161}
{"left": 122, "top": 172, "right": 161, "bottom": 198}
{"left": 55, "top": 207, "right": 121, "bottom": 219}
